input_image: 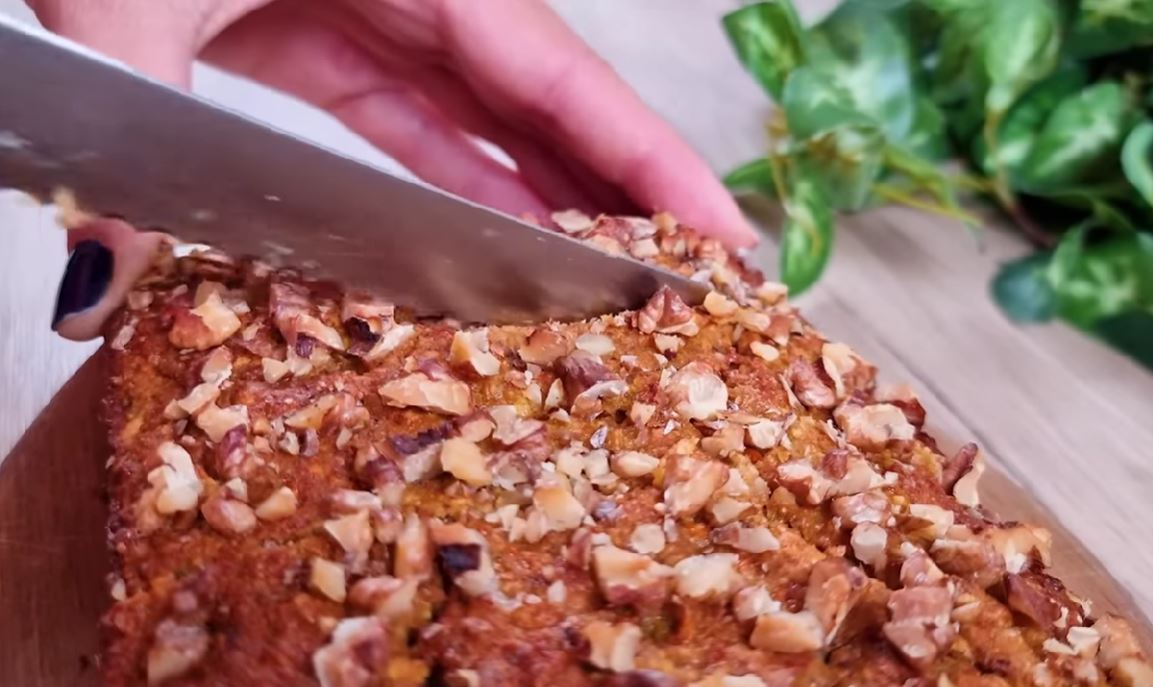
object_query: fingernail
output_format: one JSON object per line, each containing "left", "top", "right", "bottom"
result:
{"left": 52, "top": 240, "right": 113, "bottom": 328}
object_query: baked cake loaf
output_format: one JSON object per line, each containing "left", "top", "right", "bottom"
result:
{"left": 100, "top": 212, "right": 1153, "bottom": 686}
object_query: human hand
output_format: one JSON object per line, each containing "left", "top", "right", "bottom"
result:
{"left": 35, "top": 0, "right": 757, "bottom": 340}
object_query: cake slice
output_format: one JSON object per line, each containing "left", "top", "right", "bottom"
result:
{"left": 100, "top": 212, "right": 1153, "bottom": 686}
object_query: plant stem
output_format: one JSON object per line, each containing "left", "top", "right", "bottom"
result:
{"left": 872, "top": 183, "right": 982, "bottom": 225}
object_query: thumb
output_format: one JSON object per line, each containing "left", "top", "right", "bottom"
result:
{"left": 52, "top": 220, "right": 166, "bottom": 342}
{"left": 28, "top": 0, "right": 270, "bottom": 86}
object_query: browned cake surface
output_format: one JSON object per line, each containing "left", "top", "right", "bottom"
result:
{"left": 100, "top": 212, "right": 1153, "bottom": 687}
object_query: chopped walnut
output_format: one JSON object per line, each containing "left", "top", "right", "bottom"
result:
{"left": 527, "top": 474, "right": 587, "bottom": 540}
{"left": 394, "top": 514, "right": 433, "bottom": 580}
{"left": 488, "top": 405, "right": 544, "bottom": 446}
{"left": 519, "top": 328, "right": 572, "bottom": 365}
{"left": 905, "top": 504, "right": 956, "bottom": 541}
{"left": 749, "top": 341, "right": 780, "bottom": 363}
{"left": 749, "top": 610, "right": 826, "bottom": 652}
{"left": 310, "top": 558, "right": 347, "bottom": 602}
{"left": 712, "top": 524, "right": 780, "bottom": 553}
{"left": 169, "top": 292, "right": 242, "bottom": 350}
{"left": 834, "top": 403, "right": 916, "bottom": 449}
{"left": 430, "top": 522, "right": 496, "bottom": 597}
{"left": 552, "top": 209, "right": 595, "bottom": 234}
{"left": 745, "top": 419, "right": 784, "bottom": 449}
{"left": 612, "top": 450, "right": 660, "bottom": 477}
{"left": 146, "top": 620, "right": 209, "bottom": 685}
{"left": 379, "top": 372, "right": 471, "bottom": 416}
{"left": 451, "top": 329, "right": 501, "bottom": 376}
{"left": 805, "top": 558, "right": 868, "bottom": 638}
{"left": 776, "top": 460, "right": 832, "bottom": 506}
{"left": 629, "top": 523, "right": 666, "bottom": 554}
{"left": 584, "top": 621, "right": 642, "bottom": 672}
{"left": 946, "top": 446, "right": 985, "bottom": 508}
{"left": 575, "top": 333, "right": 616, "bottom": 356}
{"left": 1094, "top": 615, "right": 1153, "bottom": 686}
{"left": 629, "top": 402, "right": 656, "bottom": 426}
{"left": 899, "top": 550, "right": 946, "bottom": 588}
{"left": 732, "top": 586, "right": 782, "bottom": 622}
{"left": 850, "top": 522, "right": 888, "bottom": 570}
{"left": 311, "top": 616, "right": 389, "bottom": 687}
{"left": 636, "top": 286, "right": 698, "bottom": 335}
{"left": 284, "top": 394, "right": 338, "bottom": 431}
{"left": 832, "top": 491, "right": 891, "bottom": 527}
{"left": 348, "top": 576, "right": 419, "bottom": 620}
{"left": 439, "top": 438, "right": 491, "bottom": 487}
{"left": 787, "top": 359, "right": 836, "bottom": 409}
{"left": 148, "top": 442, "right": 203, "bottom": 515}
{"left": 200, "top": 494, "right": 256, "bottom": 534}
{"left": 664, "top": 455, "right": 728, "bottom": 516}
{"left": 199, "top": 346, "right": 233, "bottom": 385}
{"left": 666, "top": 362, "right": 728, "bottom": 421}
{"left": 883, "top": 586, "right": 956, "bottom": 670}
{"left": 195, "top": 404, "right": 249, "bottom": 443}
{"left": 174, "top": 382, "right": 220, "bottom": 417}
{"left": 986, "top": 523, "right": 1052, "bottom": 574}
{"left": 820, "top": 342, "right": 866, "bottom": 400}
{"left": 324, "top": 510, "right": 374, "bottom": 568}
{"left": 254, "top": 486, "right": 297, "bottom": 521}
{"left": 673, "top": 553, "right": 742, "bottom": 600}
{"left": 703, "top": 291, "right": 739, "bottom": 317}
{"left": 592, "top": 544, "right": 675, "bottom": 607}
{"left": 709, "top": 497, "right": 751, "bottom": 525}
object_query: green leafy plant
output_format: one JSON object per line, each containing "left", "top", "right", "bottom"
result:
{"left": 723, "top": 0, "right": 1153, "bottom": 370}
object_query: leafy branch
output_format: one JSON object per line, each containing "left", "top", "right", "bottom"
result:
{"left": 723, "top": 0, "right": 1153, "bottom": 370}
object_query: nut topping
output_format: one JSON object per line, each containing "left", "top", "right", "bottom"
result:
{"left": 451, "top": 329, "right": 501, "bottom": 377}
{"left": 149, "top": 442, "right": 203, "bottom": 515}
{"left": 200, "top": 494, "right": 256, "bottom": 534}
{"left": 636, "top": 286, "right": 698, "bottom": 335}
{"left": 629, "top": 523, "right": 666, "bottom": 554}
{"left": 666, "top": 362, "right": 728, "bottom": 421}
{"left": 834, "top": 403, "right": 916, "bottom": 449}
{"left": 882, "top": 586, "right": 956, "bottom": 670}
{"left": 674, "top": 553, "right": 742, "bottom": 600}
{"left": 584, "top": 621, "right": 642, "bottom": 672}
{"left": 310, "top": 558, "right": 347, "bottom": 602}
{"left": 664, "top": 455, "right": 728, "bottom": 516}
{"left": 254, "top": 486, "right": 297, "bottom": 521}
{"left": 787, "top": 359, "right": 836, "bottom": 409}
{"left": 430, "top": 522, "right": 495, "bottom": 597}
{"left": 612, "top": 451, "right": 660, "bottom": 477}
{"left": 749, "top": 611, "right": 826, "bottom": 653}
{"left": 169, "top": 292, "right": 242, "bottom": 350}
{"left": 592, "top": 545, "right": 674, "bottom": 607}
{"left": 147, "top": 620, "right": 209, "bottom": 685}
{"left": 379, "top": 372, "right": 471, "bottom": 416}
{"left": 439, "top": 438, "right": 492, "bottom": 487}
{"left": 311, "top": 617, "right": 389, "bottom": 687}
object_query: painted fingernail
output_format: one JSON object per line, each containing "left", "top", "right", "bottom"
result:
{"left": 52, "top": 240, "right": 113, "bottom": 328}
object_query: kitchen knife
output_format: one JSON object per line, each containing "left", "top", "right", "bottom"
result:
{"left": 0, "top": 16, "right": 707, "bottom": 323}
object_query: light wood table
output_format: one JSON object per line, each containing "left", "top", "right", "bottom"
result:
{"left": 2, "top": 0, "right": 1151, "bottom": 634}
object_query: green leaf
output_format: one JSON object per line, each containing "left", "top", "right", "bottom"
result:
{"left": 723, "top": 1, "right": 807, "bottom": 100}
{"left": 1047, "top": 229, "right": 1153, "bottom": 327}
{"left": 974, "top": 62, "right": 1089, "bottom": 177}
{"left": 807, "top": 4, "right": 918, "bottom": 142}
{"left": 1094, "top": 310, "right": 1153, "bottom": 370}
{"left": 780, "top": 67, "right": 873, "bottom": 139}
{"left": 991, "top": 252, "right": 1059, "bottom": 323}
{"left": 792, "top": 124, "right": 886, "bottom": 212}
{"left": 982, "top": 0, "right": 1060, "bottom": 116}
{"left": 1068, "top": 0, "right": 1153, "bottom": 59}
{"left": 882, "top": 144, "right": 980, "bottom": 232}
{"left": 1016, "top": 82, "right": 1137, "bottom": 193}
{"left": 904, "top": 95, "right": 950, "bottom": 161}
{"left": 724, "top": 158, "right": 776, "bottom": 195}
{"left": 1121, "top": 121, "right": 1153, "bottom": 207}
{"left": 779, "top": 170, "right": 835, "bottom": 294}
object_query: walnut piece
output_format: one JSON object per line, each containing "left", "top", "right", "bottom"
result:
{"left": 254, "top": 486, "right": 297, "bottom": 521}
{"left": 450, "top": 329, "right": 501, "bottom": 377}
{"left": 666, "top": 362, "right": 728, "bottom": 421}
{"left": 674, "top": 553, "right": 742, "bottom": 600}
{"left": 664, "top": 455, "right": 728, "bottom": 516}
{"left": 311, "top": 616, "right": 389, "bottom": 687}
{"left": 584, "top": 621, "right": 642, "bottom": 672}
{"left": 169, "top": 292, "right": 241, "bottom": 350}
{"left": 592, "top": 545, "right": 674, "bottom": 607}
{"left": 439, "top": 438, "right": 491, "bottom": 487}
{"left": 147, "top": 620, "right": 209, "bottom": 685}
{"left": 636, "top": 286, "right": 698, "bottom": 335}
{"left": 379, "top": 372, "right": 471, "bottom": 416}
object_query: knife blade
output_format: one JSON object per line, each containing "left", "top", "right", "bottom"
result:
{"left": 0, "top": 16, "right": 707, "bottom": 323}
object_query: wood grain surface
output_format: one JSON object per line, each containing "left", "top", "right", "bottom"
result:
{"left": 2, "top": 0, "right": 1152, "bottom": 682}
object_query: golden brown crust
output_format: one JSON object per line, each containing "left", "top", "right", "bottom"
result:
{"left": 100, "top": 212, "right": 1152, "bottom": 687}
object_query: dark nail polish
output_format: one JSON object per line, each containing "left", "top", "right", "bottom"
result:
{"left": 52, "top": 240, "right": 113, "bottom": 328}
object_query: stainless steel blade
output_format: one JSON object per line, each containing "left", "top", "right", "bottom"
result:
{"left": 0, "top": 17, "right": 706, "bottom": 323}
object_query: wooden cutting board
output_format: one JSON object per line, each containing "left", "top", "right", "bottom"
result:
{"left": 2, "top": 351, "right": 1150, "bottom": 686}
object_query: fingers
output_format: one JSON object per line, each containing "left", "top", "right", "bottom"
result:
{"left": 433, "top": 0, "right": 759, "bottom": 247}
{"left": 203, "top": 11, "right": 553, "bottom": 219}
{"left": 29, "top": 0, "right": 271, "bottom": 85}
{"left": 53, "top": 219, "right": 165, "bottom": 341}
